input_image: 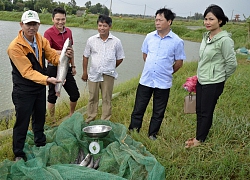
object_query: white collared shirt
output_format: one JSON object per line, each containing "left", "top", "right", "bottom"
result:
{"left": 83, "top": 33, "right": 125, "bottom": 82}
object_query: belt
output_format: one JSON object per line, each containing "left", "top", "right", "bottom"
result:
{"left": 48, "top": 63, "right": 54, "bottom": 66}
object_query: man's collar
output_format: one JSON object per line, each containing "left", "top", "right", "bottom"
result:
{"left": 154, "top": 29, "right": 173, "bottom": 38}
{"left": 97, "top": 33, "right": 112, "bottom": 40}
{"left": 22, "top": 31, "right": 37, "bottom": 45}
{"left": 53, "top": 25, "right": 66, "bottom": 34}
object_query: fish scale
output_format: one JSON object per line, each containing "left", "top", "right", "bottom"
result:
{"left": 79, "top": 153, "right": 91, "bottom": 166}
{"left": 55, "top": 37, "right": 72, "bottom": 97}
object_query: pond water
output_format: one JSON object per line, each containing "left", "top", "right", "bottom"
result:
{"left": 0, "top": 20, "right": 200, "bottom": 113}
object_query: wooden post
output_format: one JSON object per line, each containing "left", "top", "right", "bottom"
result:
{"left": 248, "top": 22, "right": 250, "bottom": 42}
{"left": 109, "top": 0, "right": 112, "bottom": 16}
{"left": 246, "top": 19, "right": 250, "bottom": 42}
{"left": 143, "top": 4, "right": 146, "bottom": 19}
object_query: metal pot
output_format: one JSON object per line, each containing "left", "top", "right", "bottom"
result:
{"left": 82, "top": 125, "right": 112, "bottom": 138}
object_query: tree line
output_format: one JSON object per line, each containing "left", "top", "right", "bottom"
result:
{"left": 0, "top": 0, "right": 210, "bottom": 20}
{"left": 0, "top": 0, "right": 109, "bottom": 15}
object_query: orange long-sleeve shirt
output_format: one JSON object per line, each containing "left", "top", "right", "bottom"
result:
{"left": 7, "top": 30, "right": 60, "bottom": 85}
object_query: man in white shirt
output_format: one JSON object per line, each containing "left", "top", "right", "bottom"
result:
{"left": 82, "top": 14, "right": 125, "bottom": 123}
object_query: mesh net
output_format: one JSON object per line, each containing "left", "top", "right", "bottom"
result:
{"left": 0, "top": 112, "right": 165, "bottom": 180}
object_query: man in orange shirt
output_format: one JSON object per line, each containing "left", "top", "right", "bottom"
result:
{"left": 7, "top": 10, "right": 73, "bottom": 161}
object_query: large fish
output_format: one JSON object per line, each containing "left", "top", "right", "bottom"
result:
{"left": 55, "top": 37, "right": 72, "bottom": 97}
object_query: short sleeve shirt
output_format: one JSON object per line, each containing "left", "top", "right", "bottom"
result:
{"left": 140, "top": 30, "right": 186, "bottom": 89}
{"left": 44, "top": 25, "right": 73, "bottom": 50}
{"left": 83, "top": 33, "right": 125, "bottom": 82}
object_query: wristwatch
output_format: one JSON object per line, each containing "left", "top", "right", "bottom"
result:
{"left": 71, "top": 66, "right": 76, "bottom": 68}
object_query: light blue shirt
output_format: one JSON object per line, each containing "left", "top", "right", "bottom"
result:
{"left": 140, "top": 30, "right": 186, "bottom": 89}
{"left": 23, "top": 34, "right": 39, "bottom": 60}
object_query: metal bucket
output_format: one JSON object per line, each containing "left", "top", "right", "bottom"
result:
{"left": 82, "top": 125, "right": 112, "bottom": 138}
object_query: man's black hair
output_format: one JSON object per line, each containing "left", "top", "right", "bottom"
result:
{"left": 97, "top": 14, "right": 112, "bottom": 26}
{"left": 52, "top": 7, "right": 66, "bottom": 18}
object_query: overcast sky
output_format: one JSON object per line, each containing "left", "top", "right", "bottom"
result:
{"left": 57, "top": 0, "right": 250, "bottom": 19}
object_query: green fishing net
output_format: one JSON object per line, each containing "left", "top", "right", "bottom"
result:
{"left": 0, "top": 112, "right": 165, "bottom": 180}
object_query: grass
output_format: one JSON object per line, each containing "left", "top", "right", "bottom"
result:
{"left": 110, "top": 56, "right": 250, "bottom": 179}
{"left": 3, "top": 56, "right": 249, "bottom": 179}
{"left": 0, "top": 11, "right": 250, "bottom": 179}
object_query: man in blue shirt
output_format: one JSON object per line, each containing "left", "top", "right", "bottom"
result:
{"left": 129, "top": 8, "right": 186, "bottom": 140}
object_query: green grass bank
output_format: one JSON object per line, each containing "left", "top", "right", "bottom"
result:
{"left": 0, "top": 11, "right": 249, "bottom": 49}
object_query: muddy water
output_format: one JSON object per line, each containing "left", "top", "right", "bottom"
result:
{"left": 0, "top": 20, "right": 200, "bottom": 113}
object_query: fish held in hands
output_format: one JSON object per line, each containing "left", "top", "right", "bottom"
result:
{"left": 55, "top": 37, "right": 72, "bottom": 97}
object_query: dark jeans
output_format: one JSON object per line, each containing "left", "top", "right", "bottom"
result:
{"left": 196, "top": 81, "right": 225, "bottom": 142}
{"left": 47, "top": 66, "right": 80, "bottom": 104}
{"left": 129, "top": 84, "right": 170, "bottom": 136}
{"left": 12, "top": 88, "right": 46, "bottom": 158}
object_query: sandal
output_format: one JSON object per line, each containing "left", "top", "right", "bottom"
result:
{"left": 185, "top": 138, "right": 201, "bottom": 148}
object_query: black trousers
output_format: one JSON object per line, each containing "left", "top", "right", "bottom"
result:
{"left": 47, "top": 66, "right": 80, "bottom": 104}
{"left": 129, "top": 84, "right": 170, "bottom": 136}
{"left": 12, "top": 88, "right": 46, "bottom": 158}
{"left": 196, "top": 81, "right": 225, "bottom": 142}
